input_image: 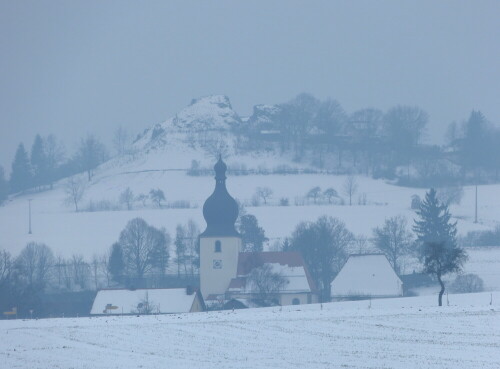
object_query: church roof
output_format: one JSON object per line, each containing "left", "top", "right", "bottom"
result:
{"left": 200, "top": 157, "right": 239, "bottom": 237}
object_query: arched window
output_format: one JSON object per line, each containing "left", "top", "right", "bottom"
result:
{"left": 215, "top": 240, "right": 221, "bottom": 253}
{"left": 292, "top": 298, "right": 300, "bottom": 305}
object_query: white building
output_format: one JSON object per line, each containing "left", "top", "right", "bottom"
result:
{"left": 199, "top": 157, "right": 317, "bottom": 307}
{"left": 90, "top": 287, "right": 205, "bottom": 315}
{"left": 331, "top": 254, "right": 403, "bottom": 300}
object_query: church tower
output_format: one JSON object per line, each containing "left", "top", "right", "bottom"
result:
{"left": 199, "top": 157, "right": 242, "bottom": 298}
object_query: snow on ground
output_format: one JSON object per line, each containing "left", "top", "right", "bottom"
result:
{"left": 2, "top": 169, "right": 498, "bottom": 258}
{"left": 1, "top": 292, "right": 499, "bottom": 369}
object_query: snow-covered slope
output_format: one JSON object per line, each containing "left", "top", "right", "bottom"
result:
{"left": 0, "top": 95, "right": 499, "bottom": 287}
{"left": 1, "top": 292, "right": 499, "bottom": 369}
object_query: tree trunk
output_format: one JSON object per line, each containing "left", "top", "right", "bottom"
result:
{"left": 437, "top": 272, "right": 445, "bottom": 307}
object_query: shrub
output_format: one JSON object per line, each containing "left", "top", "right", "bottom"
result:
{"left": 279, "top": 197, "right": 289, "bottom": 206}
{"left": 168, "top": 200, "right": 191, "bottom": 209}
{"left": 459, "top": 226, "right": 500, "bottom": 247}
{"left": 450, "top": 274, "right": 484, "bottom": 293}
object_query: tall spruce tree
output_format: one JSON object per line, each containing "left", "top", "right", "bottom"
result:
{"left": 0, "top": 166, "right": 8, "bottom": 205}
{"left": 108, "top": 242, "right": 125, "bottom": 283}
{"left": 413, "top": 188, "right": 467, "bottom": 306}
{"left": 10, "top": 143, "right": 32, "bottom": 193}
{"left": 238, "top": 214, "right": 268, "bottom": 252}
{"left": 30, "top": 134, "right": 48, "bottom": 189}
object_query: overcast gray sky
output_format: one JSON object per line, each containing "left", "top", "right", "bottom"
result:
{"left": 1, "top": 1, "right": 499, "bottom": 170}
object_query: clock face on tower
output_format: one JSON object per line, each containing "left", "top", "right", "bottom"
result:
{"left": 213, "top": 259, "right": 223, "bottom": 269}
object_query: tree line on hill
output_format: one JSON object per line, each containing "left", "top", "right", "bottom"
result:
{"left": 2, "top": 94, "right": 500, "bottom": 207}
{"left": 237, "top": 94, "right": 500, "bottom": 186}
{"left": 0, "top": 126, "right": 133, "bottom": 205}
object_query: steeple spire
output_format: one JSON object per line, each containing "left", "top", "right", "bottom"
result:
{"left": 201, "top": 157, "right": 239, "bottom": 237}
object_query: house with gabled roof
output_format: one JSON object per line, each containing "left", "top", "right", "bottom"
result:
{"left": 90, "top": 287, "right": 205, "bottom": 315}
{"left": 331, "top": 253, "right": 403, "bottom": 300}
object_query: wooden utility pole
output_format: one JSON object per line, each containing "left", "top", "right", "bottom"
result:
{"left": 28, "top": 199, "right": 32, "bottom": 234}
{"left": 474, "top": 185, "right": 478, "bottom": 223}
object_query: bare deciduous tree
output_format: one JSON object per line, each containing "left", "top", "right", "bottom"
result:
{"left": 64, "top": 176, "right": 87, "bottom": 212}
{"left": 91, "top": 255, "right": 100, "bottom": 290}
{"left": 247, "top": 264, "right": 288, "bottom": 306}
{"left": 0, "top": 250, "right": 12, "bottom": 285}
{"left": 136, "top": 194, "right": 148, "bottom": 207}
{"left": 255, "top": 187, "right": 273, "bottom": 204}
{"left": 290, "top": 216, "right": 353, "bottom": 301}
{"left": 16, "top": 242, "right": 54, "bottom": 288}
{"left": 71, "top": 254, "right": 90, "bottom": 290}
{"left": 343, "top": 175, "right": 358, "bottom": 206}
{"left": 149, "top": 188, "right": 165, "bottom": 208}
{"left": 323, "top": 188, "right": 338, "bottom": 204}
{"left": 76, "top": 134, "right": 108, "bottom": 181}
{"left": 119, "top": 187, "right": 134, "bottom": 210}
{"left": 307, "top": 186, "right": 322, "bottom": 204}
{"left": 373, "top": 215, "right": 413, "bottom": 274}
{"left": 99, "top": 253, "right": 111, "bottom": 287}
{"left": 119, "top": 218, "right": 169, "bottom": 279}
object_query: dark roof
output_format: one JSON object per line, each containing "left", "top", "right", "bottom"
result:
{"left": 200, "top": 157, "right": 240, "bottom": 237}
{"left": 237, "top": 252, "right": 305, "bottom": 274}
{"left": 236, "top": 251, "right": 317, "bottom": 292}
{"left": 228, "top": 277, "right": 246, "bottom": 289}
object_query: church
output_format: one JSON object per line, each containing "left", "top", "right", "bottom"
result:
{"left": 199, "top": 157, "right": 318, "bottom": 308}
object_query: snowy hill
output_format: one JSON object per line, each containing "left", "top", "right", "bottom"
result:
{"left": 0, "top": 95, "right": 499, "bottom": 288}
{"left": 1, "top": 292, "right": 499, "bottom": 369}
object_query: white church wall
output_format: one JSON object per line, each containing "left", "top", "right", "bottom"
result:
{"left": 200, "top": 236, "right": 242, "bottom": 298}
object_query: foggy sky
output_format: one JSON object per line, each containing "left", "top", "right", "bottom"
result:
{"left": 1, "top": 0, "right": 499, "bottom": 170}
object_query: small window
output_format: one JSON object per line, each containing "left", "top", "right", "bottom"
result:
{"left": 215, "top": 240, "right": 221, "bottom": 253}
{"left": 292, "top": 298, "right": 300, "bottom": 305}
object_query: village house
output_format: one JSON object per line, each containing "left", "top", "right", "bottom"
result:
{"left": 331, "top": 254, "right": 403, "bottom": 300}
{"left": 90, "top": 287, "right": 205, "bottom": 315}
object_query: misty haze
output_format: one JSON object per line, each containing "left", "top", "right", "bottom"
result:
{"left": 0, "top": 2, "right": 499, "bottom": 369}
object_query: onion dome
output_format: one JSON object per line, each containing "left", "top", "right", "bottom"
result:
{"left": 201, "top": 156, "right": 239, "bottom": 237}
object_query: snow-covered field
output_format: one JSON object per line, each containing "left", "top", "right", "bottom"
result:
{"left": 1, "top": 292, "right": 499, "bottom": 369}
{"left": 1, "top": 169, "right": 498, "bottom": 258}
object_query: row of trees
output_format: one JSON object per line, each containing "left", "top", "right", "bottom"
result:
{"left": 282, "top": 188, "right": 466, "bottom": 305}
{"left": 4, "top": 134, "right": 108, "bottom": 198}
{"left": 1, "top": 126, "right": 133, "bottom": 204}
{"left": 242, "top": 94, "right": 500, "bottom": 186}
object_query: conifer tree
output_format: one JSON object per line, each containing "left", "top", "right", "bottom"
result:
{"left": 0, "top": 166, "right": 8, "bottom": 205}
{"left": 10, "top": 143, "right": 32, "bottom": 193}
{"left": 174, "top": 225, "right": 187, "bottom": 277}
{"left": 108, "top": 243, "right": 125, "bottom": 283}
{"left": 238, "top": 214, "right": 268, "bottom": 252}
{"left": 413, "top": 188, "right": 467, "bottom": 306}
{"left": 30, "top": 134, "right": 48, "bottom": 189}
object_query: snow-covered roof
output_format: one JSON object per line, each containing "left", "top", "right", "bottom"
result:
{"left": 229, "top": 252, "right": 316, "bottom": 294}
{"left": 331, "top": 254, "right": 403, "bottom": 298}
{"left": 90, "top": 288, "right": 201, "bottom": 315}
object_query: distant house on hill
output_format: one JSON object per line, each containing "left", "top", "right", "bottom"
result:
{"left": 90, "top": 287, "right": 205, "bottom": 315}
{"left": 331, "top": 254, "right": 403, "bottom": 300}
